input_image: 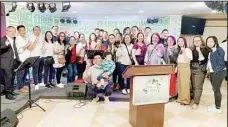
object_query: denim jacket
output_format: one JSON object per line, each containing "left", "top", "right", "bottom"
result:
{"left": 209, "top": 47, "right": 226, "bottom": 74}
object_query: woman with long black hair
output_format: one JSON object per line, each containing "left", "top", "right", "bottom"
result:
{"left": 53, "top": 32, "right": 66, "bottom": 88}
{"left": 206, "top": 36, "right": 226, "bottom": 113}
{"left": 116, "top": 34, "right": 133, "bottom": 94}
{"left": 176, "top": 37, "right": 193, "bottom": 105}
{"left": 43, "top": 31, "right": 55, "bottom": 88}
{"left": 132, "top": 32, "right": 147, "bottom": 65}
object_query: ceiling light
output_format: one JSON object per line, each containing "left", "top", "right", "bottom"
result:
{"left": 38, "top": 3, "right": 46, "bottom": 13}
{"left": 62, "top": 2, "right": 71, "bottom": 12}
{"left": 60, "top": 18, "right": 65, "bottom": 23}
{"left": 27, "top": 3, "right": 35, "bottom": 12}
{"left": 9, "top": 2, "right": 17, "bottom": 12}
{"left": 139, "top": 10, "right": 144, "bottom": 13}
{"left": 49, "top": 3, "right": 57, "bottom": 13}
{"left": 73, "top": 19, "right": 78, "bottom": 24}
{"left": 72, "top": 11, "right": 77, "bottom": 13}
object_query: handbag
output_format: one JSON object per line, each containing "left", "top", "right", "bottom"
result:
{"left": 58, "top": 57, "right": 66, "bottom": 64}
{"left": 124, "top": 44, "right": 135, "bottom": 65}
{"left": 44, "top": 56, "right": 54, "bottom": 65}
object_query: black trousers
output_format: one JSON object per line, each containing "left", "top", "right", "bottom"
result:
{"left": 210, "top": 70, "right": 226, "bottom": 108}
{"left": 113, "top": 62, "right": 121, "bottom": 84}
{"left": 56, "top": 67, "right": 64, "bottom": 84}
{"left": 77, "top": 61, "right": 86, "bottom": 79}
{"left": 2, "top": 69, "right": 15, "bottom": 93}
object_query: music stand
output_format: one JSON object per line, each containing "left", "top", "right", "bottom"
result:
{"left": 14, "top": 56, "right": 46, "bottom": 112}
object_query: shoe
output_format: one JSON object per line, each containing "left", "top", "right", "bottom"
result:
{"left": 19, "top": 88, "right": 28, "bottom": 93}
{"left": 49, "top": 83, "right": 56, "bottom": 87}
{"left": 127, "top": 89, "right": 130, "bottom": 94}
{"left": 122, "top": 89, "right": 127, "bottom": 95}
{"left": 191, "top": 104, "right": 199, "bottom": 109}
{"left": 45, "top": 84, "right": 51, "bottom": 88}
{"left": 23, "top": 86, "right": 29, "bottom": 90}
{"left": 38, "top": 83, "right": 45, "bottom": 87}
{"left": 92, "top": 97, "right": 99, "bottom": 104}
{"left": 104, "top": 96, "right": 110, "bottom": 103}
{"left": 11, "top": 91, "right": 19, "bottom": 96}
{"left": 56, "top": 84, "right": 64, "bottom": 88}
{"left": 35, "top": 85, "right": 39, "bottom": 90}
{"left": 207, "top": 105, "right": 216, "bottom": 110}
{"left": 207, "top": 106, "right": 221, "bottom": 113}
{"left": 5, "top": 94, "right": 15, "bottom": 100}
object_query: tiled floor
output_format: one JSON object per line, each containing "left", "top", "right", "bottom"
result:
{"left": 17, "top": 79, "right": 227, "bottom": 127}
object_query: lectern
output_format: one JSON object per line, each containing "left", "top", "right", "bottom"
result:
{"left": 122, "top": 65, "right": 175, "bottom": 127}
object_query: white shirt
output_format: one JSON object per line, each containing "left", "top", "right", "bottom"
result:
{"left": 15, "top": 35, "right": 30, "bottom": 62}
{"left": 207, "top": 53, "right": 214, "bottom": 72}
{"left": 43, "top": 41, "right": 54, "bottom": 57}
{"left": 6, "top": 35, "right": 16, "bottom": 59}
{"left": 28, "top": 34, "right": 44, "bottom": 57}
{"left": 116, "top": 44, "right": 133, "bottom": 65}
{"left": 88, "top": 65, "right": 104, "bottom": 84}
{"left": 76, "top": 42, "right": 86, "bottom": 57}
{"left": 220, "top": 41, "right": 227, "bottom": 61}
{"left": 177, "top": 48, "right": 193, "bottom": 64}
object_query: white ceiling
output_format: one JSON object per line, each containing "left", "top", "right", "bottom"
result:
{"left": 4, "top": 2, "right": 220, "bottom": 20}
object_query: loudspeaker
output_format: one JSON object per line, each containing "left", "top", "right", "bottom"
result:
{"left": 65, "top": 83, "right": 86, "bottom": 98}
{"left": 1, "top": 109, "right": 19, "bottom": 127}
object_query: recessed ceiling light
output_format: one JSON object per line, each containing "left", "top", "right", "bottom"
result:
{"left": 211, "top": 10, "right": 218, "bottom": 13}
{"left": 139, "top": 10, "right": 144, "bottom": 13}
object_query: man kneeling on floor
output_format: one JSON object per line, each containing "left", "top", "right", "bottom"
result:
{"left": 83, "top": 52, "right": 113, "bottom": 103}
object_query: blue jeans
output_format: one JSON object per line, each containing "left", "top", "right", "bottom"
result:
{"left": 44, "top": 64, "right": 54, "bottom": 84}
{"left": 32, "top": 58, "right": 42, "bottom": 85}
{"left": 16, "top": 69, "right": 28, "bottom": 89}
{"left": 119, "top": 63, "right": 130, "bottom": 90}
{"left": 67, "top": 63, "right": 77, "bottom": 83}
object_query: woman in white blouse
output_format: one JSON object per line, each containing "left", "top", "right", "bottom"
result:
{"left": 176, "top": 37, "right": 193, "bottom": 105}
{"left": 116, "top": 34, "right": 133, "bottom": 95}
{"left": 76, "top": 34, "right": 87, "bottom": 80}
{"left": 43, "top": 31, "right": 55, "bottom": 88}
{"left": 53, "top": 32, "right": 66, "bottom": 88}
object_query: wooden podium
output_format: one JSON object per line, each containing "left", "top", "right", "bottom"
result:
{"left": 122, "top": 65, "right": 175, "bottom": 127}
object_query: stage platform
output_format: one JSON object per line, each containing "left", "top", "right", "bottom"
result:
{"left": 1, "top": 84, "right": 129, "bottom": 114}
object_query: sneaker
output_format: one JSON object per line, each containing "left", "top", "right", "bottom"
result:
{"left": 92, "top": 97, "right": 99, "bottom": 104}
{"left": 191, "top": 104, "right": 199, "bottom": 110}
{"left": 104, "top": 96, "right": 110, "bottom": 103}
{"left": 45, "top": 84, "right": 51, "bottom": 88}
{"left": 35, "top": 85, "right": 39, "bottom": 90}
{"left": 122, "top": 89, "right": 127, "bottom": 95}
{"left": 38, "top": 83, "right": 45, "bottom": 87}
{"left": 49, "top": 83, "right": 56, "bottom": 87}
{"left": 56, "top": 84, "right": 64, "bottom": 88}
{"left": 127, "top": 89, "right": 130, "bottom": 94}
{"left": 207, "top": 105, "right": 216, "bottom": 110}
{"left": 207, "top": 106, "right": 221, "bottom": 113}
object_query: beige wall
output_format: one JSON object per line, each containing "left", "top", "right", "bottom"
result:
{"left": 182, "top": 19, "right": 227, "bottom": 48}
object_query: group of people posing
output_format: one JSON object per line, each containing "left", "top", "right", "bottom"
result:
{"left": 1, "top": 25, "right": 227, "bottom": 113}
